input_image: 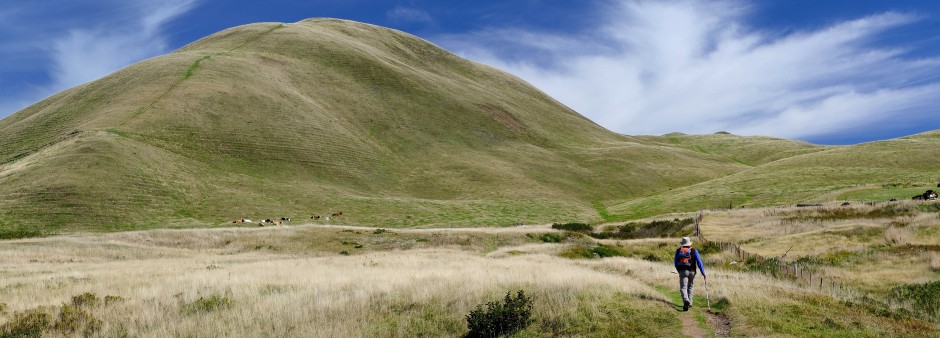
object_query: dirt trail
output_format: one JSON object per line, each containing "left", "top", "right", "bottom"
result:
{"left": 680, "top": 311, "right": 705, "bottom": 338}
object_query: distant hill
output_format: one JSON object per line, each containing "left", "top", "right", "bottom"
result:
{"left": 0, "top": 19, "right": 750, "bottom": 234}
{"left": 610, "top": 130, "right": 940, "bottom": 219}
{"left": 636, "top": 133, "right": 828, "bottom": 166}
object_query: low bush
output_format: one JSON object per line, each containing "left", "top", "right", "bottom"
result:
{"left": 533, "top": 233, "right": 561, "bottom": 243}
{"left": 104, "top": 295, "right": 125, "bottom": 305}
{"left": 465, "top": 290, "right": 533, "bottom": 338}
{"left": 0, "top": 308, "right": 51, "bottom": 337}
{"left": 890, "top": 280, "right": 940, "bottom": 321}
{"left": 54, "top": 304, "right": 102, "bottom": 336}
{"left": 592, "top": 218, "right": 694, "bottom": 239}
{"left": 0, "top": 226, "right": 43, "bottom": 240}
{"left": 183, "top": 294, "right": 234, "bottom": 314}
{"left": 551, "top": 223, "right": 592, "bottom": 233}
{"left": 559, "top": 245, "right": 626, "bottom": 259}
{"left": 71, "top": 293, "right": 98, "bottom": 307}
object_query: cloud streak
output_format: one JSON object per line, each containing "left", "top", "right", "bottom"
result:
{"left": 439, "top": 0, "right": 940, "bottom": 143}
{"left": 0, "top": 0, "right": 198, "bottom": 117}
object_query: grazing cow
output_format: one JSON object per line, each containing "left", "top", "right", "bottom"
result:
{"left": 311, "top": 214, "right": 321, "bottom": 220}
{"left": 331, "top": 211, "right": 343, "bottom": 217}
{"left": 915, "top": 190, "right": 938, "bottom": 200}
{"left": 889, "top": 198, "right": 898, "bottom": 202}
{"left": 280, "top": 217, "right": 291, "bottom": 222}
{"left": 275, "top": 220, "right": 283, "bottom": 226}
{"left": 840, "top": 202, "right": 851, "bottom": 207}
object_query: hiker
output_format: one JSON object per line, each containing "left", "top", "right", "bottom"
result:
{"left": 674, "top": 236, "right": 706, "bottom": 311}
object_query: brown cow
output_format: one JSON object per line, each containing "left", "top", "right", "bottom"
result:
{"left": 331, "top": 211, "right": 343, "bottom": 217}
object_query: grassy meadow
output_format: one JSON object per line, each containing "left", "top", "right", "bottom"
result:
{"left": 2, "top": 208, "right": 938, "bottom": 337}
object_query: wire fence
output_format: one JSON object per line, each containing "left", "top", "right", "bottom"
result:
{"left": 693, "top": 210, "right": 856, "bottom": 299}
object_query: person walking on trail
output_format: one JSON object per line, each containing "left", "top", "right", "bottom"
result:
{"left": 674, "top": 236, "right": 706, "bottom": 311}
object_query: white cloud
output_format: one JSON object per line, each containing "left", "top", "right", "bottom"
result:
{"left": 46, "top": 0, "right": 198, "bottom": 95}
{"left": 438, "top": 0, "right": 940, "bottom": 142}
{"left": 387, "top": 6, "right": 433, "bottom": 24}
{"left": 0, "top": 0, "right": 198, "bottom": 117}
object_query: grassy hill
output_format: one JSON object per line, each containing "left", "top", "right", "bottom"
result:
{"left": 0, "top": 19, "right": 753, "bottom": 234}
{"left": 1, "top": 18, "right": 937, "bottom": 235}
{"left": 608, "top": 130, "right": 940, "bottom": 219}
{"left": 636, "top": 132, "right": 829, "bottom": 166}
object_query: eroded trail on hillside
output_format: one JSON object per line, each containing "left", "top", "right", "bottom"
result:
{"left": 680, "top": 312, "right": 705, "bottom": 338}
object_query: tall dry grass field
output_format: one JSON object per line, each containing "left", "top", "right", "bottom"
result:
{"left": 1, "top": 223, "right": 936, "bottom": 337}
{"left": 0, "top": 226, "right": 681, "bottom": 337}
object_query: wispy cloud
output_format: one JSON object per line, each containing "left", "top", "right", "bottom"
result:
{"left": 0, "top": 0, "right": 199, "bottom": 117}
{"left": 47, "top": 0, "right": 198, "bottom": 93}
{"left": 438, "top": 0, "right": 940, "bottom": 143}
{"left": 387, "top": 6, "right": 433, "bottom": 24}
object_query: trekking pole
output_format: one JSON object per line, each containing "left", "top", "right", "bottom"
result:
{"left": 705, "top": 279, "right": 711, "bottom": 310}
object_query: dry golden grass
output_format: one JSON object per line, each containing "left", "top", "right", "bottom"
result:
{"left": 2, "top": 222, "right": 936, "bottom": 336}
{"left": 0, "top": 226, "right": 674, "bottom": 337}
{"left": 698, "top": 203, "right": 940, "bottom": 295}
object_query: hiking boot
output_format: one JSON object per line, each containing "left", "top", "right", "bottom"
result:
{"left": 683, "top": 301, "right": 690, "bottom": 311}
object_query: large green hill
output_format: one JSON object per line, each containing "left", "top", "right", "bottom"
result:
{"left": 0, "top": 19, "right": 749, "bottom": 233}
{"left": 1, "top": 19, "right": 937, "bottom": 235}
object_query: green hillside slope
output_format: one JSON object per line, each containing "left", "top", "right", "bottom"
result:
{"left": 636, "top": 132, "right": 829, "bottom": 166}
{"left": 609, "top": 130, "right": 940, "bottom": 218}
{"left": 0, "top": 19, "right": 751, "bottom": 234}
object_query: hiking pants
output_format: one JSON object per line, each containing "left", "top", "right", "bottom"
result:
{"left": 679, "top": 269, "right": 696, "bottom": 305}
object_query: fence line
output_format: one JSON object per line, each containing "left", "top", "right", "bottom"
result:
{"left": 698, "top": 238, "right": 855, "bottom": 298}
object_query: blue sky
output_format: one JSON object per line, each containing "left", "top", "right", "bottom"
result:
{"left": 2, "top": 1, "right": 940, "bottom": 145}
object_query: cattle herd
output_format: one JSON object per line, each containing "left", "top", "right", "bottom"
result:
{"left": 232, "top": 212, "right": 344, "bottom": 226}
{"left": 912, "top": 189, "right": 938, "bottom": 201}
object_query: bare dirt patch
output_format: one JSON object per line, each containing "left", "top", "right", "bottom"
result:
{"left": 707, "top": 310, "right": 732, "bottom": 337}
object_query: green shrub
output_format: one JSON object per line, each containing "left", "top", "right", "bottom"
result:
{"left": 592, "top": 218, "right": 694, "bottom": 239}
{"left": 0, "top": 308, "right": 51, "bottom": 337}
{"left": 551, "top": 223, "right": 593, "bottom": 233}
{"left": 465, "top": 290, "right": 533, "bottom": 338}
{"left": 890, "top": 280, "right": 940, "bottom": 320}
{"left": 559, "top": 245, "right": 626, "bottom": 259}
{"left": 591, "top": 245, "right": 626, "bottom": 258}
{"left": 643, "top": 253, "right": 661, "bottom": 262}
{"left": 0, "top": 226, "right": 43, "bottom": 240}
{"left": 54, "top": 304, "right": 101, "bottom": 336}
{"left": 183, "top": 294, "right": 234, "bottom": 314}
{"left": 536, "top": 233, "right": 561, "bottom": 243}
{"left": 104, "top": 295, "right": 125, "bottom": 305}
{"left": 71, "top": 293, "right": 98, "bottom": 307}
{"left": 696, "top": 241, "right": 722, "bottom": 255}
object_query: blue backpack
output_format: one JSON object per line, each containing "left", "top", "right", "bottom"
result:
{"left": 676, "top": 247, "right": 693, "bottom": 268}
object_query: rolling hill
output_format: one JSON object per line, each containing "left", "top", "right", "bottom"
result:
{"left": 0, "top": 19, "right": 750, "bottom": 234}
{"left": 1, "top": 18, "right": 937, "bottom": 235}
{"left": 609, "top": 130, "right": 940, "bottom": 219}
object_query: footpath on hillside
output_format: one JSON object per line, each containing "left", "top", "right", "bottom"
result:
{"left": 653, "top": 284, "right": 731, "bottom": 337}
